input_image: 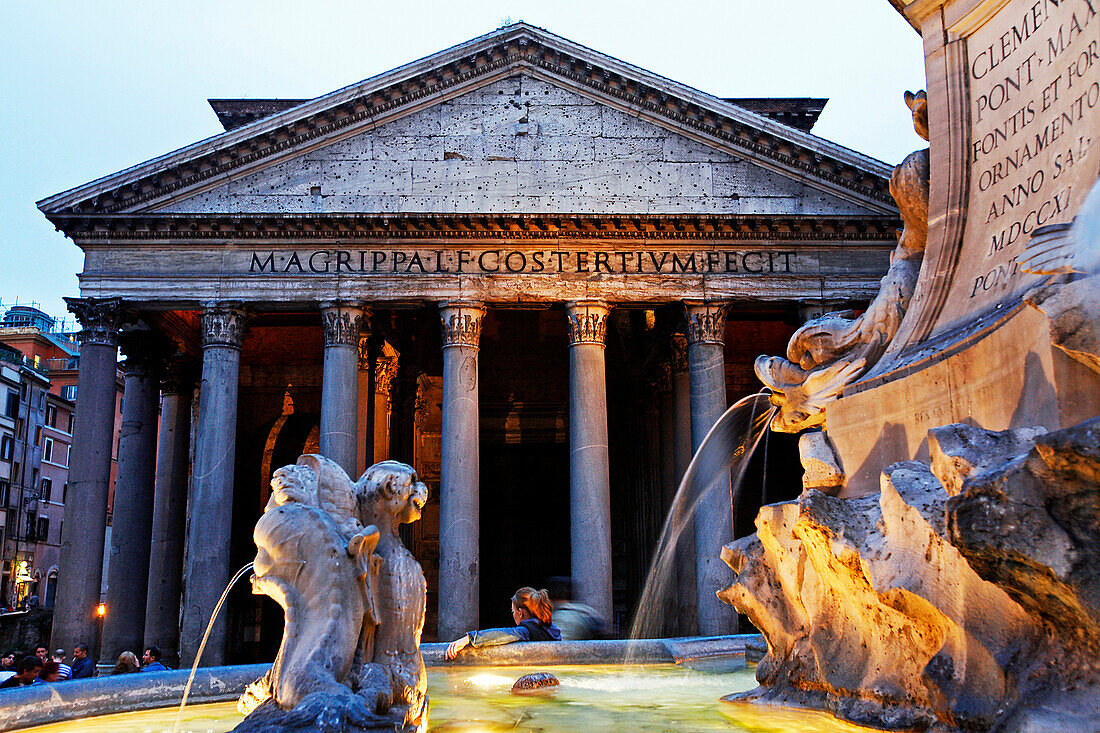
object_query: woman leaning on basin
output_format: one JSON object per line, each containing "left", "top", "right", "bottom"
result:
{"left": 445, "top": 587, "right": 562, "bottom": 659}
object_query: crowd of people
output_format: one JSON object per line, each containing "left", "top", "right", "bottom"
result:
{"left": 0, "top": 644, "right": 171, "bottom": 688}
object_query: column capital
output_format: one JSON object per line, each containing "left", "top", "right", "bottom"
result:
{"left": 684, "top": 301, "right": 728, "bottom": 345}
{"left": 201, "top": 304, "right": 249, "bottom": 349}
{"left": 118, "top": 331, "right": 174, "bottom": 378}
{"left": 669, "top": 333, "right": 689, "bottom": 372}
{"left": 65, "top": 297, "right": 126, "bottom": 347}
{"left": 320, "top": 301, "right": 368, "bottom": 347}
{"left": 161, "top": 356, "right": 199, "bottom": 395}
{"left": 374, "top": 356, "right": 399, "bottom": 396}
{"left": 565, "top": 300, "right": 610, "bottom": 346}
{"left": 439, "top": 302, "right": 485, "bottom": 348}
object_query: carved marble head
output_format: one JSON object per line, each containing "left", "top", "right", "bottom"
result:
{"left": 357, "top": 460, "right": 428, "bottom": 526}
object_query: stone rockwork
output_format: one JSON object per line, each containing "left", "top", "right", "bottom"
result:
{"left": 721, "top": 420, "right": 1100, "bottom": 731}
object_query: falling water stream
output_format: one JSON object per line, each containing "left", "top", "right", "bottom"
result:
{"left": 629, "top": 392, "right": 776, "bottom": 643}
{"left": 171, "top": 562, "right": 255, "bottom": 733}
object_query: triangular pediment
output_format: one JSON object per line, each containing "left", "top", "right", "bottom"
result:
{"left": 38, "top": 24, "right": 897, "bottom": 220}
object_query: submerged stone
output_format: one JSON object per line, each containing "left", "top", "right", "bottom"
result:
{"left": 511, "top": 672, "right": 560, "bottom": 695}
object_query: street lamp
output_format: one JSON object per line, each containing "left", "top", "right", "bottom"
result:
{"left": 95, "top": 603, "right": 106, "bottom": 663}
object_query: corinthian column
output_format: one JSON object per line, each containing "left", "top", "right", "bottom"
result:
{"left": 684, "top": 301, "right": 737, "bottom": 636}
{"left": 180, "top": 304, "right": 247, "bottom": 667}
{"left": 144, "top": 357, "right": 196, "bottom": 667}
{"left": 51, "top": 298, "right": 124, "bottom": 658}
{"left": 565, "top": 300, "right": 613, "bottom": 620}
{"left": 320, "top": 302, "right": 367, "bottom": 476}
{"left": 99, "top": 331, "right": 170, "bottom": 669}
{"left": 437, "top": 302, "right": 484, "bottom": 641}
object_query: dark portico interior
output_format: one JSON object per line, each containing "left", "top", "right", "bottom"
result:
{"left": 207, "top": 302, "right": 807, "bottom": 662}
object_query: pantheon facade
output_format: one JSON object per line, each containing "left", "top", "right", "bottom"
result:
{"left": 39, "top": 24, "right": 899, "bottom": 665}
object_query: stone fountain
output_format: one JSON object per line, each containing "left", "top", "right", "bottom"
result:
{"left": 722, "top": 0, "right": 1100, "bottom": 730}
{"left": 234, "top": 455, "right": 429, "bottom": 732}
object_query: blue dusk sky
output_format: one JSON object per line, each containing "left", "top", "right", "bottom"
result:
{"left": 0, "top": 1, "right": 926, "bottom": 325}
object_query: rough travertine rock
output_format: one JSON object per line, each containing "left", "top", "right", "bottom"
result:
{"left": 798, "top": 430, "right": 845, "bottom": 494}
{"left": 928, "top": 424, "right": 1048, "bottom": 497}
{"left": 945, "top": 419, "right": 1100, "bottom": 732}
{"left": 723, "top": 420, "right": 1100, "bottom": 731}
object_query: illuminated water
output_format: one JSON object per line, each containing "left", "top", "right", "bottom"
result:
{"left": 630, "top": 392, "right": 775, "bottom": 640}
{"left": 19, "top": 663, "right": 872, "bottom": 733}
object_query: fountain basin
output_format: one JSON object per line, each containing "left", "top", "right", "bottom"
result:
{"left": 0, "top": 636, "right": 787, "bottom": 731}
{"left": 6, "top": 641, "right": 875, "bottom": 733}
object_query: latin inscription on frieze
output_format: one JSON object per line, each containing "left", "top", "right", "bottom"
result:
{"left": 954, "top": 0, "right": 1098, "bottom": 316}
{"left": 247, "top": 248, "right": 798, "bottom": 275}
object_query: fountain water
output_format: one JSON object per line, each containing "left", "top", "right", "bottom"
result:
{"left": 629, "top": 392, "right": 775, "bottom": 642}
{"left": 173, "top": 562, "right": 256, "bottom": 733}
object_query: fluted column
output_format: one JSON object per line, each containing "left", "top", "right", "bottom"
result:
{"left": 437, "top": 302, "right": 484, "bottom": 641}
{"left": 320, "top": 302, "right": 366, "bottom": 476}
{"left": 685, "top": 301, "right": 737, "bottom": 636}
{"left": 144, "top": 357, "right": 196, "bottom": 667}
{"left": 99, "top": 331, "right": 170, "bottom": 668}
{"left": 566, "top": 300, "right": 613, "bottom": 621}
{"left": 51, "top": 298, "right": 124, "bottom": 657}
{"left": 180, "top": 304, "right": 247, "bottom": 667}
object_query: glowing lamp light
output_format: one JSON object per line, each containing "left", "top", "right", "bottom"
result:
{"left": 95, "top": 603, "right": 106, "bottom": 617}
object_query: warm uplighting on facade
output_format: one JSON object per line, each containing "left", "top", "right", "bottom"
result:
{"left": 95, "top": 603, "right": 106, "bottom": 617}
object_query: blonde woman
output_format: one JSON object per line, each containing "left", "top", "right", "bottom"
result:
{"left": 445, "top": 587, "right": 561, "bottom": 659}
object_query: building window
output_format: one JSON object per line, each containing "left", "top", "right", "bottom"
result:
{"left": 12, "top": 463, "right": 19, "bottom": 483}
{"left": 35, "top": 426, "right": 42, "bottom": 447}
{"left": 61, "top": 483, "right": 67, "bottom": 504}
{"left": 40, "top": 478, "right": 51, "bottom": 502}
{"left": 66, "top": 412, "right": 75, "bottom": 433}
{"left": 0, "top": 481, "right": 8, "bottom": 505}
{"left": 20, "top": 383, "right": 27, "bottom": 400}
{"left": 36, "top": 517, "right": 48, "bottom": 543}
{"left": 62, "top": 385, "right": 77, "bottom": 402}
{"left": 45, "top": 404, "right": 56, "bottom": 427}
{"left": 0, "top": 434, "right": 12, "bottom": 461}
{"left": 4, "top": 391, "right": 16, "bottom": 418}
{"left": 43, "top": 437, "right": 53, "bottom": 463}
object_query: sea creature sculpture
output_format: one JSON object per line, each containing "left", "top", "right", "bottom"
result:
{"left": 234, "top": 455, "right": 429, "bottom": 732}
{"left": 755, "top": 90, "right": 930, "bottom": 434}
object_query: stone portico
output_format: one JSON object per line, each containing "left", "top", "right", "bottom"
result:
{"left": 39, "top": 24, "right": 899, "bottom": 664}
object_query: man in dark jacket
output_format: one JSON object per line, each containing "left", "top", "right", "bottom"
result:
{"left": 69, "top": 643, "right": 94, "bottom": 679}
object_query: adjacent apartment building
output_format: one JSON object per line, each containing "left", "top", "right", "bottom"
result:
{"left": 0, "top": 305, "right": 122, "bottom": 609}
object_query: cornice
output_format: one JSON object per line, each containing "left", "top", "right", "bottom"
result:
{"left": 49, "top": 213, "right": 901, "bottom": 242}
{"left": 38, "top": 27, "right": 896, "bottom": 217}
